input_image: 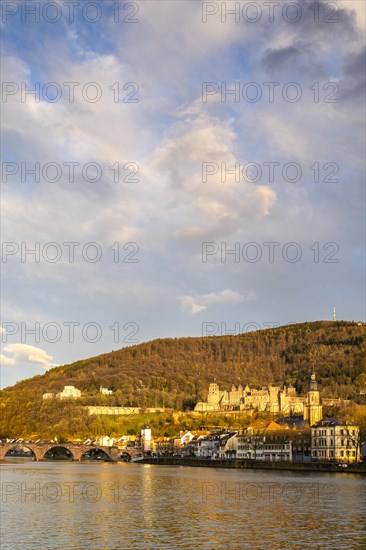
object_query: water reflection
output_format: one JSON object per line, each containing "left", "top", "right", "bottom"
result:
{"left": 1, "top": 461, "right": 365, "bottom": 549}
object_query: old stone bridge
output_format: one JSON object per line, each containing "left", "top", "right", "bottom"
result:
{"left": 0, "top": 442, "right": 120, "bottom": 462}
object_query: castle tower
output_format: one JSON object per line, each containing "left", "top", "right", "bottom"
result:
{"left": 303, "top": 371, "right": 323, "bottom": 426}
{"left": 207, "top": 382, "right": 220, "bottom": 406}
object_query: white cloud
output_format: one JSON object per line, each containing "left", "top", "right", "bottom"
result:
{"left": 0, "top": 354, "right": 15, "bottom": 366}
{"left": 178, "top": 289, "right": 256, "bottom": 315}
{"left": 339, "top": 1, "right": 366, "bottom": 30}
{"left": 145, "top": 107, "right": 277, "bottom": 246}
{"left": 1, "top": 344, "right": 57, "bottom": 370}
{"left": 178, "top": 296, "right": 207, "bottom": 316}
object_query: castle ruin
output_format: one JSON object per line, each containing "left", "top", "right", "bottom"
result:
{"left": 195, "top": 382, "right": 305, "bottom": 414}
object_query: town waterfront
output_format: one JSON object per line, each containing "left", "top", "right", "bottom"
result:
{"left": 1, "top": 459, "right": 365, "bottom": 549}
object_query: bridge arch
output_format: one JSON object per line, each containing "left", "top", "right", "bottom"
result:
{"left": 119, "top": 450, "right": 143, "bottom": 461}
{"left": 43, "top": 446, "right": 74, "bottom": 461}
{"left": 80, "top": 447, "right": 112, "bottom": 461}
{"left": 117, "top": 449, "right": 142, "bottom": 461}
{"left": 118, "top": 451, "right": 132, "bottom": 461}
{"left": 3, "top": 445, "right": 36, "bottom": 461}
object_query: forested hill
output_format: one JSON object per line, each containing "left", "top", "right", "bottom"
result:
{"left": 2, "top": 322, "right": 365, "bottom": 410}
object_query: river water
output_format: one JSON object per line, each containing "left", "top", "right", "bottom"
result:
{"left": 0, "top": 459, "right": 365, "bottom": 549}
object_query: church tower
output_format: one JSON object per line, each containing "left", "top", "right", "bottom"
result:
{"left": 303, "top": 371, "right": 323, "bottom": 426}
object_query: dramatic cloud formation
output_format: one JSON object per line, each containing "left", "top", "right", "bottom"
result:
{"left": 1, "top": 0, "right": 364, "bottom": 387}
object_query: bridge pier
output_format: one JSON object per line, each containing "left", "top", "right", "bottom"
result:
{"left": 33, "top": 448, "right": 46, "bottom": 461}
{"left": 71, "top": 448, "right": 83, "bottom": 461}
{"left": 0, "top": 447, "right": 8, "bottom": 461}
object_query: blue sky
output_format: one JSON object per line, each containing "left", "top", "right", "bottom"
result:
{"left": 1, "top": 0, "right": 365, "bottom": 388}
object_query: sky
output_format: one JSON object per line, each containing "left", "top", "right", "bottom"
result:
{"left": 1, "top": 0, "right": 365, "bottom": 389}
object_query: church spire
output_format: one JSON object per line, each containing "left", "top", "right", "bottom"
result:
{"left": 310, "top": 369, "right": 318, "bottom": 391}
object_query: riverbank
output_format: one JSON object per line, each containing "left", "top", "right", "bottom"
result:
{"left": 141, "top": 457, "right": 366, "bottom": 474}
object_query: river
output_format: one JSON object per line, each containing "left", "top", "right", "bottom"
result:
{"left": 1, "top": 459, "right": 365, "bottom": 549}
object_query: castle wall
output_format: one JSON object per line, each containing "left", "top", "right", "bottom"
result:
{"left": 197, "top": 383, "right": 307, "bottom": 414}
